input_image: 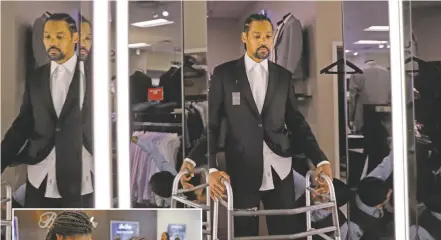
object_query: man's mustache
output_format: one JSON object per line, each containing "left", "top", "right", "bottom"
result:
{"left": 257, "top": 46, "right": 269, "bottom": 51}
{"left": 48, "top": 47, "right": 61, "bottom": 53}
{"left": 80, "top": 47, "right": 89, "bottom": 54}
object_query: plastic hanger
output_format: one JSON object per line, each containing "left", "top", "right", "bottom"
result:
{"left": 320, "top": 58, "right": 363, "bottom": 74}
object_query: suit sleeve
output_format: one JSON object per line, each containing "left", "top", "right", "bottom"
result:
{"left": 1, "top": 79, "right": 34, "bottom": 172}
{"left": 186, "top": 131, "right": 208, "bottom": 166}
{"left": 285, "top": 74, "right": 327, "bottom": 166}
{"left": 207, "top": 67, "right": 225, "bottom": 169}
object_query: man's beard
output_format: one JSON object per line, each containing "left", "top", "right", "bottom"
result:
{"left": 47, "top": 47, "right": 65, "bottom": 61}
{"left": 254, "top": 46, "right": 270, "bottom": 60}
{"left": 79, "top": 47, "right": 89, "bottom": 61}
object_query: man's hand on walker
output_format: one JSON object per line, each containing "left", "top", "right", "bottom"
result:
{"left": 180, "top": 161, "right": 195, "bottom": 189}
{"left": 209, "top": 171, "right": 230, "bottom": 200}
{"left": 314, "top": 163, "right": 333, "bottom": 194}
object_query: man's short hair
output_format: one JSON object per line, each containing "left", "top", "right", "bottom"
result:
{"left": 44, "top": 13, "right": 78, "bottom": 35}
{"left": 357, "top": 176, "right": 390, "bottom": 207}
{"left": 242, "top": 13, "right": 273, "bottom": 50}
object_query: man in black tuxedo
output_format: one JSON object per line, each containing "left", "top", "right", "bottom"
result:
{"left": 205, "top": 13, "right": 333, "bottom": 237}
{"left": 1, "top": 13, "right": 93, "bottom": 208}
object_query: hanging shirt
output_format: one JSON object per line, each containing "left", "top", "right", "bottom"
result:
{"left": 27, "top": 55, "right": 94, "bottom": 198}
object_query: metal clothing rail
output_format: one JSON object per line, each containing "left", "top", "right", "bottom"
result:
{"left": 213, "top": 171, "right": 341, "bottom": 240}
{"left": 1, "top": 181, "right": 12, "bottom": 240}
{"left": 171, "top": 168, "right": 211, "bottom": 240}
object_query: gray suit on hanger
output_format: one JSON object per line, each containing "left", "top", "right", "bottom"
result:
{"left": 32, "top": 14, "right": 50, "bottom": 68}
{"left": 271, "top": 13, "right": 305, "bottom": 80}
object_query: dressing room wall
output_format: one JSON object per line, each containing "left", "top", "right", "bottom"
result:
{"left": 206, "top": 18, "right": 242, "bottom": 73}
{"left": 412, "top": 5, "right": 441, "bottom": 61}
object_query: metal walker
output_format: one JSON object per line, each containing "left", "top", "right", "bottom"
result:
{"left": 171, "top": 167, "right": 211, "bottom": 240}
{"left": 212, "top": 170, "right": 341, "bottom": 240}
{"left": 1, "top": 181, "right": 13, "bottom": 240}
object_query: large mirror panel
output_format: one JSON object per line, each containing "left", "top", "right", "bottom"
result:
{"left": 406, "top": 1, "right": 441, "bottom": 239}
{"left": 342, "top": 1, "right": 396, "bottom": 239}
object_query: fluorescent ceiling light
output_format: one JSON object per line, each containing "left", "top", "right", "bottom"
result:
{"left": 128, "top": 43, "right": 151, "bottom": 48}
{"left": 364, "top": 26, "right": 389, "bottom": 31}
{"left": 131, "top": 18, "right": 174, "bottom": 28}
{"left": 354, "top": 40, "right": 388, "bottom": 45}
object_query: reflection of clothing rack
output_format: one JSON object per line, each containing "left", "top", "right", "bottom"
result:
{"left": 133, "top": 122, "right": 182, "bottom": 127}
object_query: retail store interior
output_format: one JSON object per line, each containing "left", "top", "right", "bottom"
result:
{"left": 1, "top": 0, "right": 440, "bottom": 239}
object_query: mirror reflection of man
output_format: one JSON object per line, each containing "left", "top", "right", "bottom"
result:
{"left": 79, "top": 15, "right": 92, "bottom": 62}
{"left": 1, "top": 13, "right": 94, "bottom": 208}
{"left": 182, "top": 13, "right": 333, "bottom": 237}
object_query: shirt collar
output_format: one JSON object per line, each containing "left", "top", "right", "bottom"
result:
{"left": 50, "top": 54, "right": 78, "bottom": 74}
{"left": 355, "top": 194, "right": 383, "bottom": 218}
{"left": 244, "top": 53, "right": 268, "bottom": 73}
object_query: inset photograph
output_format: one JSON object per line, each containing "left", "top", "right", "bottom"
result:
{"left": 11, "top": 209, "right": 202, "bottom": 240}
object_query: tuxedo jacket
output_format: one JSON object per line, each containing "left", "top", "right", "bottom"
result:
{"left": 1, "top": 62, "right": 93, "bottom": 173}
{"left": 208, "top": 56, "right": 326, "bottom": 191}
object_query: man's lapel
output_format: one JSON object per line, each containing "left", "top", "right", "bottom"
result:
{"left": 41, "top": 64, "right": 58, "bottom": 121}
{"left": 261, "top": 61, "right": 280, "bottom": 115}
{"left": 235, "top": 57, "right": 260, "bottom": 118}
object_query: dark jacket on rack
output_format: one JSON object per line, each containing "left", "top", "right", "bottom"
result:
{"left": 208, "top": 56, "right": 326, "bottom": 192}
{"left": 130, "top": 71, "right": 153, "bottom": 105}
{"left": 159, "top": 67, "right": 182, "bottom": 105}
{"left": 1, "top": 62, "right": 93, "bottom": 198}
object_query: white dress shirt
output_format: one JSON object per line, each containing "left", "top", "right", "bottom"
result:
{"left": 27, "top": 54, "right": 94, "bottom": 198}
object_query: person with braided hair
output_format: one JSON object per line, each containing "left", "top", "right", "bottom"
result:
{"left": 45, "top": 211, "right": 94, "bottom": 240}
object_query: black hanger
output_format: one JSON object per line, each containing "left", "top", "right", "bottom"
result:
{"left": 320, "top": 58, "right": 363, "bottom": 74}
{"left": 277, "top": 13, "right": 291, "bottom": 25}
{"left": 405, "top": 56, "right": 426, "bottom": 64}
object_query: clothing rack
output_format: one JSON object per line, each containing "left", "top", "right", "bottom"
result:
{"left": 186, "top": 94, "right": 207, "bottom": 101}
{"left": 133, "top": 112, "right": 182, "bottom": 123}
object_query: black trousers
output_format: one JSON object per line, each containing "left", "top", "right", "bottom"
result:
{"left": 24, "top": 177, "right": 94, "bottom": 208}
{"left": 233, "top": 168, "right": 306, "bottom": 238}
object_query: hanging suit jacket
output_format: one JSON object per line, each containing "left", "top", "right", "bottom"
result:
{"left": 208, "top": 56, "right": 326, "bottom": 191}
{"left": 32, "top": 14, "right": 50, "bottom": 68}
{"left": 270, "top": 13, "right": 307, "bottom": 80}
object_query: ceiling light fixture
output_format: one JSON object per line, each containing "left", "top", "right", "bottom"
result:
{"left": 354, "top": 40, "right": 388, "bottom": 45}
{"left": 128, "top": 43, "right": 151, "bottom": 48}
{"left": 387, "top": 45, "right": 390, "bottom": 48}
{"left": 131, "top": 19, "right": 174, "bottom": 28}
{"left": 354, "top": 52, "right": 359, "bottom": 56}
{"left": 162, "top": 10, "right": 169, "bottom": 17}
{"left": 364, "top": 26, "right": 390, "bottom": 31}
{"left": 379, "top": 44, "right": 385, "bottom": 48}
{"left": 345, "top": 50, "right": 351, "bottom": 53}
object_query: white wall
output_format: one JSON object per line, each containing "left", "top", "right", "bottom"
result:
{"left": 207, "top": 18, "right": 242, "bottom": 73}
{"left": 156, "top": 209, "right": 202, "bottom": 240}
{"left": 129, "top": 50, "right": 179, "bottom": 73}
{"left": 412, "top": 6, "right": 441, "bottom": 61}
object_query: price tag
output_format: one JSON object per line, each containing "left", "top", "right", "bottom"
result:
{"left": 147, "top": 87, "right": 164, "bottom": 101}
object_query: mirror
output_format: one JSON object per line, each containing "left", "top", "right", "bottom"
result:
{"left": 124, "top": 0, "right": 184, "bottom": 208}
{"left": 406, "top": 1, "right": 441, "bottom": 238}
{"left": 342, "top": 1, "right": 395, "bottom": 239}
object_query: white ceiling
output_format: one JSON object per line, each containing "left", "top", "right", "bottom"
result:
{"left": 118, "top": 1, "right": 441, "bottom": 54}
{"left": 343, "top": 1, "right": 441, "bottom": 53}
